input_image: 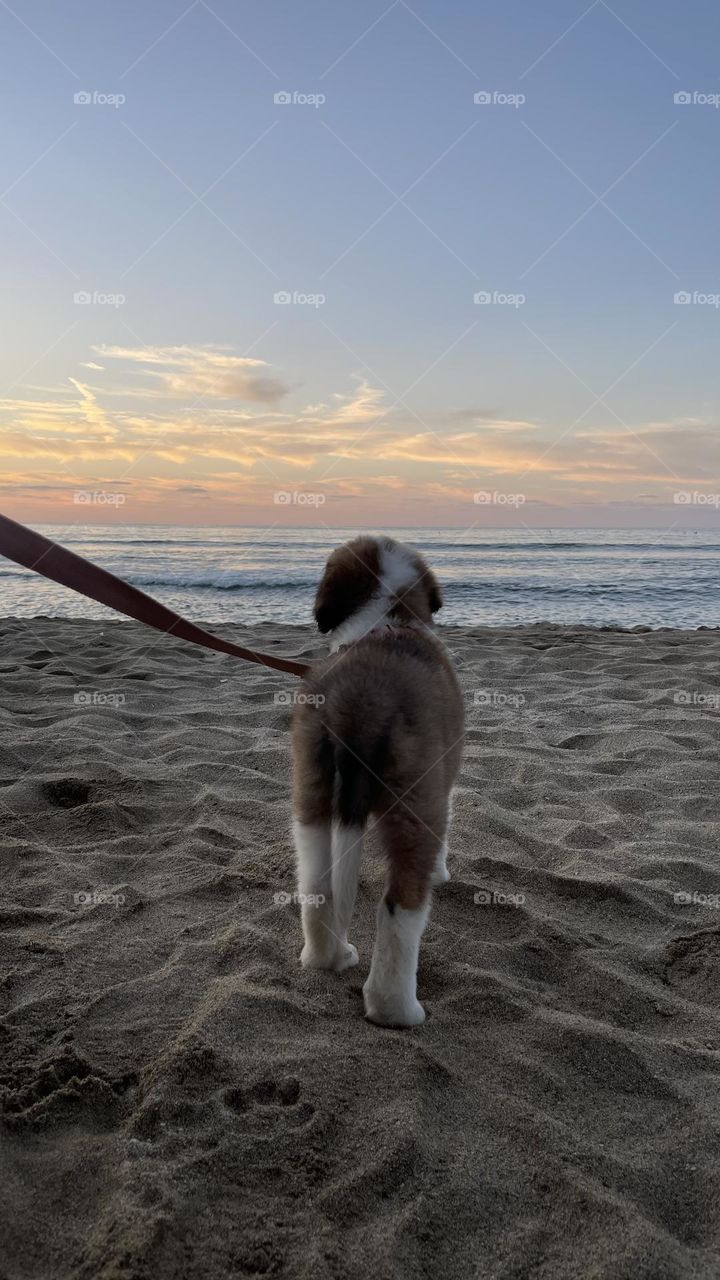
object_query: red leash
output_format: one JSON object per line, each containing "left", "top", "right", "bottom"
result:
{"left": 0, "top": 513, "right": 310, "bottom": 678}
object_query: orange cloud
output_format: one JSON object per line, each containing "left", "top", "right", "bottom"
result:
{"left": 1, "top": 346, "right": 718, "bottom": 522}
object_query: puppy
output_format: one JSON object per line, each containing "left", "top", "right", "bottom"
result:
{"left": 291, "top": 535, "right": 464, "bottom": 1026}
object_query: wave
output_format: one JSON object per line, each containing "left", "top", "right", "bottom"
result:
{"left": 130, "top": 574, "right": 315, "bottom": 590}
{"left": 49, "top": 538, "right": 720, "bottom": 555}
{"left": 0, "top": 568, "right": 317, "bottom": 590}
{"left": 1, "top": 568, "right": 710, "bottom": 598}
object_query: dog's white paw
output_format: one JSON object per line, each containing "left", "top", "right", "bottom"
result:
{"left": 363, "top": 983, "right": 426, "bottom": 1027}
{"left": 300, "top": 943, "right": 337, "bottom": 970}
{"left": 301, "top": 940, "right": 358, "bottom": 971}
{"left": 431, "top": 863, "right": 451, "bottom": 886}
{"left": 335, "top": 942, "right": 359, "bottom": 971}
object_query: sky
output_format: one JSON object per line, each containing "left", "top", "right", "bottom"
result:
{"left": 1, "top": 0, "right": 719, "bottom": 529}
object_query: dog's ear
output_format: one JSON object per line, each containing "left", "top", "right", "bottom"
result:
{"left": 423, "top": 568, "right": 443, "bottom": 614}
{"left": 313, "top": 561, "right": 353, "bottom": 633}
{"left": 314, "top": 542, "right": 379, "bottom": 633}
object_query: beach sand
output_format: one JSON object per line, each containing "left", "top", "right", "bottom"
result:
{"left": 1, "top": 617, "right": 719, "bottom": 1279}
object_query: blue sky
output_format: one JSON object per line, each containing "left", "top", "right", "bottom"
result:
{"left": 1, "top": 0, "right": 719, "bottom": 526}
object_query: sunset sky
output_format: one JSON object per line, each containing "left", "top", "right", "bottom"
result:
{"left": 1, "top": 0, "right": 719, "bottom": 527}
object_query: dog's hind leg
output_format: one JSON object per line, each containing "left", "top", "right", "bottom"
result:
{"left": 293, "top": 819, "right": 340, "bottom": 969}
{"left": 330, "top": 823, "right": 363, "bottom": 970}
{"left": 292, "top": 717, "right": 362, "bottom": 971}
{"left": 363, "top": 809, "right": 440, "bottom": 1027}
{"left": 431, "top": 790, "right": 454, "bottom": 887}
{"left": 292, "top": 718, "right": 341, "bottom": 970}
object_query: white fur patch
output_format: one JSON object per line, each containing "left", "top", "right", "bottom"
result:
{"left": 294, "top": 820, "right": 359, "bottom": 971}
{"left": 379, "top": 539, "right": 418, "bottom": 591}
{"left": 431, "top": 841, "right": 451, "bottom": 886}
{"left": 431, "top": 790, "right": 454, "bottom": 886}
{"left": 294, "top": 820, "right": 331, "bottom": 897}
{"left": 363, "top": 897, "right": 430, "bottom": 1026}
{"left": 329, "top": 538, "right": 420, "bottom": 652}
{"left": 331, "top": 825, "right": 363, "bottom": 938}
{"left": 294, "top": 821, "right": 336, "bottom": 968}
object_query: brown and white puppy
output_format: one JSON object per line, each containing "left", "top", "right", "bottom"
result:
{"left": 291, "top": 535, "right": 464, "bottom": 1026}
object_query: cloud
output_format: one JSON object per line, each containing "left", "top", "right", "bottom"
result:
{"left": 67, "top": 379, "right": 115, "bottom": 436}
{"left": 94, "top": 344, "right": 289, "bottom": 403}
{"left": 3, "top": 354, "right": 719, "bottom": 515}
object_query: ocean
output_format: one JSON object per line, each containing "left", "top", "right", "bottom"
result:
{"left": 1, "top": 526, "right": 719, "bottom": 630}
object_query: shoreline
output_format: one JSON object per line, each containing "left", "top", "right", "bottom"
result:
{"left": 2, "top": 615, "right": 720, "bottom": 633}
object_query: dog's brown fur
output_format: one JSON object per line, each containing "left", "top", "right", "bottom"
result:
{"left": 292, "top": 537, "right": 463, "bottom": 912}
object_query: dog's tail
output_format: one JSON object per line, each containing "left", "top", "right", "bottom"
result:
{"left": 333, "top": 737, "right": 386, "bottom": 828}
{"left": 330, "top": 731, "right": 388, "bottom": 933}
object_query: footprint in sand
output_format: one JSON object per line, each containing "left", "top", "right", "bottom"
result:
{"left": 42, "top": 779, "right": 91, "bottom": 808}
{"left": 222, "top": 1077, "right": 314, "bottom": 1130}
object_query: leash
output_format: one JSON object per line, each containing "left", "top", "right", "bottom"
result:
{"left": 0, "top": 513, "right": 310, "bottom": 678}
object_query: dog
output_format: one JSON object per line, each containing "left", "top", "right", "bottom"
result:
{"left": 291, "top": 535, "right": 464, "bottom": 1026}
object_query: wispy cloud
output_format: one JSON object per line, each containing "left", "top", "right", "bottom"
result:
{"left": 94, "top": 344, "right": 290, "bottom": 403}
{"left": 1, "top": 346, "right": 719, "bottom": 518}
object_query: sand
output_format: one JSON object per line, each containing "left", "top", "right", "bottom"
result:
{"left": 1, "top": 616, "right": 719, "bottom": 1280}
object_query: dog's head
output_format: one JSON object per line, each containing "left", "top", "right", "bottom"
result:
{"left": 314, "top": 535, "right": 442, "bottom": 646}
